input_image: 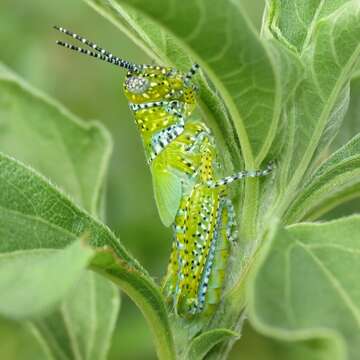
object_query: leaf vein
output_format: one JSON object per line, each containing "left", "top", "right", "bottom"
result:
{"left": 297, "top": 240, "right": 360, "bottom": 327}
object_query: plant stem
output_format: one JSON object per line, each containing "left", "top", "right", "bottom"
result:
{"left": 240, "top": 178, "right": 260, "bottom": 242}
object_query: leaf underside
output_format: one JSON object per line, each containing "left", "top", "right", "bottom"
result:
{"left": 249, "top": 216, "right": 360, "bottom": 360}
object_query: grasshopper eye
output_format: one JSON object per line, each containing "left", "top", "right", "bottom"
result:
{"left": 125, "top": 76, "right": 150, "bottom": 94}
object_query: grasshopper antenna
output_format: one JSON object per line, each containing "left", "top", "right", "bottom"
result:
{"left": 54, "top": 25, "right": 139, "bottom": 72}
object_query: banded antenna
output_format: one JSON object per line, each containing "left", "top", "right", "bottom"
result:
{"left": 54, "top": 26, "right": 139, "bottom": 72}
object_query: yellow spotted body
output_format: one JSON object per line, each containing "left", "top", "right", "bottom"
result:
{"left": 169, "top": 186, "right": 232, "bottom": 316}
{"left": 54, "top": 27, "right": 273, "bottom": 319}
{"left": 163, "top": 139, "right": 234, "bottom": 317}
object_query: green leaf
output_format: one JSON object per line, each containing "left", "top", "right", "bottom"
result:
{"left": 266, "top": 40, "right": 304, "bottom": 107}
{"left": 284, "top": 133, "right": 360, "bottom": 222}
{"left": 0, "top": 63, "right": 123, "bottom": 360}
{"left": 0, "top": 319, "right": 47, "bottom": 360}
{"left": 0, "top": 152, "right": 137, "bottom": 268}
{"left": 0, "top": 196, "right": 121, "bottom": 359}
{"left": 231, "top": 322, "right": 341, "bottom": 360}
{"left": 267, "top": 0, "right": 353, "bottom": 53}
{"left": 84, "top": 274, "right": 120, "bottom": 360}
{"left": 0, "top": 62, "right": 112, "bottom": 215}
{"left": 186, "top": 328, "right": 239, "bottom": 360}
{"left": 332, "top": 74, "right": 360, "bottom": 151}
{"left": 264, "top": 39, "right": 304, "bottom": 164}
{"left": 0, "top": 153, "right": 174, "bottom": 359}
{"left": 0, "top": 240, "right": 93, "bottom": 319}
{"left": 248, "top": 216, "right": 360, "bottom": 360}
{"left": 91, "top": 249, "right": 176, "bottom": 360}
{"left": 31, "top": 272, "right": 120, "bottom": 360}
{"left": 272, "top": 1, "right": 360, "bottom": 203}
{"left": 84, "top": 0, "right": 281, "bottom": 167}
{"left": 0, "top": 64, "right": 124, "bottom": 359}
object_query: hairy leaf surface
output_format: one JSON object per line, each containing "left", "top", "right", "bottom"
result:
{"left": 273, "top": 2, "right": 360, "bottom": 200}
{"left": 285, "top": 133, "right": 360, "bottom": 222}
{"left": 0, "top": 62, "right": 112, "bottom": 215}
{"left": 249, "top": 217, "right": 360, "bottom": 360}
{"left": 0, "top": 154, "right": 175, "bottom": 360}
{"left": 32, "top": 272, "right": 120, "bottom": 360}
{"left": 0, "top": 241, "right": 93, "bottom": 319}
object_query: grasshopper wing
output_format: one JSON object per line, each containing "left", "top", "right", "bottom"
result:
{"left": 151, "top": 164, "right": 183, "bottom": 227}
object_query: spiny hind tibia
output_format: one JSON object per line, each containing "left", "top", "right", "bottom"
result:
{"left": 55, "top": 26, "right": 274, "bottom": 318}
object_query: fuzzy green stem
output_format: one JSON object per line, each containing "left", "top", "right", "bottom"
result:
{"left": 240, "top": 179, "right": 260, "bottom": 242}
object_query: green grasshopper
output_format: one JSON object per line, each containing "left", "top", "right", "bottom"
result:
{"left": 55, "top": 26, "right": 274, "bottom": 318}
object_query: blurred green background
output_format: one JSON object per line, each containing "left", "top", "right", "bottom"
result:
{"left": 1, "top": 1, "right": 358, "bottom": 359}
